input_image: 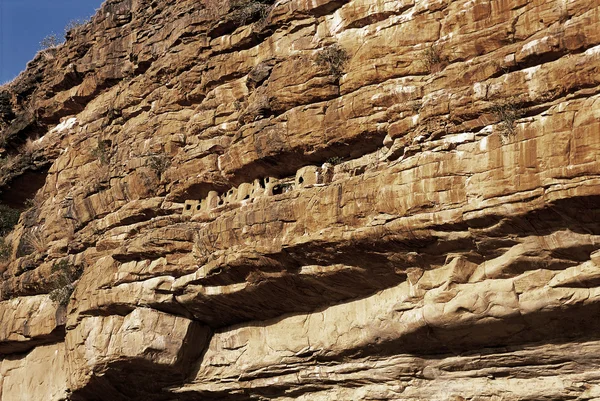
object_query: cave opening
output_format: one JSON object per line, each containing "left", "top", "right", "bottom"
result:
{"left": 0, "top": 168, "right": 49, "bottom": 210}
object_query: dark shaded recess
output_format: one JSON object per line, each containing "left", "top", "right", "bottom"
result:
{"left": 227, "top": 130, "right": 386, "bottom": 186}
{"left": 0, "top": 168, "right": 49, "bottom": 209}
{"left": 469, "top": 195, "right": 600, "bottom": 237}
{"left": 177, "top": 234, "right": 455, "bottom": 327}
{"left": 198, "top": 233, "right": 445, "bottom": 289}
{"left": 129, "top": 46, "right": 158, "bottom": 75}
{"left": 50, "top": 65, "right": 84, "bottom": 93}
{"left": 2, "top": 257, "right": 87, "bottom": 300}
{"left": 178, "top": 193, "right": 600, "bottom": 329}
{"left": 178, "top": 232, "right": 464, "bottom": 328}
{"left": 175, "top": 389, "right": 262, "bottom": 401}
{"left": 38, "top": 103, "right": 84, "bottom": 126}
{"left": 38, "top": 74, "right": 121, "bottom": 126}
{"left": 12, "top": 72, "right": 44, "bottom": 104}
{"left": 134, "top": 59, "right": 154, "bottom": 75}
{"left": 15, "top": 233, "right": 39, "bottom": 260}
{"left": 1, "top": 263, "right": 45, "bottom": 299}
{"left": 11, "top": 254, "right": 39, "bottom": 276}
{"left": 222, "top": 26, "right": 278, "bottom": 58}
{"left": 177, "top": 303, "right": 600, "bottom": 401}
{"left": 1, "top": 111, "right": 46, "bottom": 151}
{"left": 305, "top": 0, "right": 347, "bottom": 16}
{"left": 0, "top": 92, "right": 14, "bottom": 122}
{"left": 489, "top": 41, "right": 600, "bottom": 80}
{"left": 515, "top": 37, "right": 600, "bottom": 72}
{"left": 0, "top": 325, "right": 65, "bottom": 356}
{"left": 207, "top": 0, "right": 344, "bottom": 48}
{"left": 170, "top": 30, "right": 204, "bottom": 48}
{"left": 172, "top": 181, "right": 230, "bottom": 203}
{"left": 344, "top": 6, "right": 411, "bottom": 30}
{"left": 179, "top": 265, "right": 407, "bottom": 329}
{"left": 272, "top": 184, "right": 284, "bottom": 195}
{"left": 0, "top": 204, "right": 20, "bottom": 238}
{"left": 348, "top": 300, "right": 600, "bottom": 360}
{"left": 69, "top": 323, "right": 210, "bottom": 401}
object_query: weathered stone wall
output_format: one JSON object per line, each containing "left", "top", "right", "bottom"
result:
{"left": 1, "top": 0, "right": 600, "bottom": 399}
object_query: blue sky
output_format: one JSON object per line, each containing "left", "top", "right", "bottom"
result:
{"left": 0, "top": 0, "right": 104, "bottom": 84}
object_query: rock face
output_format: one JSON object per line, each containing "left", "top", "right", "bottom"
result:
{"left": 0, "top": 0, "right": 600, "bottom": 399}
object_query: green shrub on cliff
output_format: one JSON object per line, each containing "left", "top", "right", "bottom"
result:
{"left": 0, "top": 238, "right": 11, "bottom": 260}
{"left": 49, "top": 259, "right": 83, "bottom": 306}
{"left": 0, "top": 204, "right": 20, "bottom": 261}
{"left": 49, "top": 285, "right": 74, "bottom": 306}
{"left": 0, "top": 204, "right": 20, "bottom": 236}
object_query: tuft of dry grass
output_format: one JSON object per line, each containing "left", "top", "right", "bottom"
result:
{"left": 21, "top": 137, "right": 43, "bottom": 155}
{"left": 23, "top": 230, "right": 47, "bottom": 254}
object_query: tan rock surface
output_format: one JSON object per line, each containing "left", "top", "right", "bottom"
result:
{"left": 0, "top": 343, "right": 68, "bottom": 401}
{"left": 0, "top": 0, "right": 599, "bottom": 399}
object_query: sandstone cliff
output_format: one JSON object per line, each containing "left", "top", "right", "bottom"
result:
{"left": 0, "top": 0, "right": 600, "bottom": 399}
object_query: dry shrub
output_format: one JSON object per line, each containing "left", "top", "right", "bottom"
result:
{"left": 92, "top": 139, "right": 111, "bottom": 164}
{"left": 204, "top": 0, "right": 272, "bottom": 26}
{"left": 230, "top": 0, "right": 272, "bottom": 26}
{"left": 40, "top": 34, "right": 62, "bottom": 50}
{"left": 315, "top": 44, "right": 349, "bottom": 79}
{"left": 490, "top": 99, "right": 524, "bottom": 137}
{"left": 147, "top": 153, "right": 171, "bottom": 177}
{"left": 422, "top": 43, "right": 448, "bottom": 73}
{"left": 64, "top": 18, "right": 90, "bottom": 36}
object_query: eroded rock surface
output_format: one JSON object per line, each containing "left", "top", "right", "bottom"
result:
{"left": 1, "top": 0, "right": 600, "bottom": 399}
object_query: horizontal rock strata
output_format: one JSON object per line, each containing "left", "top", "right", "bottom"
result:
{"left": 0, "top": 0, "right": 600, "bottom": 399}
